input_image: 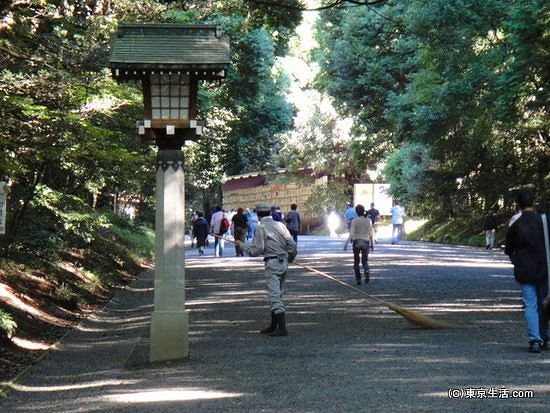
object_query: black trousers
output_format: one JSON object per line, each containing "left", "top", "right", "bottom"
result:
{"left": 353, "top": 239, "right": 370, "bottom": 280}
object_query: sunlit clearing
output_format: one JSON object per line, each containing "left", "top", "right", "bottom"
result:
{"left": 105, "top": 389, "right": 245, "bottom": 403}
{"left": 11, "top": 336, "right": 52, "bottom": 350}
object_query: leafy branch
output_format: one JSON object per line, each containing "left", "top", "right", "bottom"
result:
{"left": 244, "top": 0, "right": 388, "bottom": 12}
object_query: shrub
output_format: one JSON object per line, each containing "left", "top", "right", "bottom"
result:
{"left": 0, "top": 310, "right": 17, "bottom": 339}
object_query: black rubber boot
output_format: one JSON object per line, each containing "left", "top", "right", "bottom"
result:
{"left": 260, "top": 311, "right": 277, "bottom": 334}
{"left": 268, "top": 312, "right": 288, "bottom": 336}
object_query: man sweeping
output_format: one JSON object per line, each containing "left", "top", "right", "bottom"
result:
{"left": 234, "top": 202, "right": 297, "bottom": 337}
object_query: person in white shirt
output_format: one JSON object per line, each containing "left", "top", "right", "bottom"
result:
{"left": 344, "top": 204, "right": 374, "bottom": 285}
{"left": 210, "top": 206, "right": 226, "bottom": 257}
{"left": 391, "top": 200, "right": 406, "bottom": 244}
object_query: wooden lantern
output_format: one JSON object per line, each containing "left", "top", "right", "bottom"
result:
{"left": 109, "top": 24, "right": 230, "bottom": 148}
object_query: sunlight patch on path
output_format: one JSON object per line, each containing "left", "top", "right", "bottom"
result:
{"left": 104, "top": 388, "right": 245, "bottom": 403}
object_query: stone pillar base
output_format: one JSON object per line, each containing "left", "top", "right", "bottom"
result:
{"left": 150, "top": 310, "right": 189, "bottom": 362}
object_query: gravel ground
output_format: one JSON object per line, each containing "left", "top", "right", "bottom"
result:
{"left": 0, "top": 231, "right": 548, "bottom": 412}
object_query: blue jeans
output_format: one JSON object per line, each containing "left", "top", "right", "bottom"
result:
{"left": 214, "top": 236, "right": 224, "bottom": 257}
{"left": 392, "top": 223, "right": 403, "bottom": 243}
{"left": 521, "top": 283, "right": 549, "bottom": 343}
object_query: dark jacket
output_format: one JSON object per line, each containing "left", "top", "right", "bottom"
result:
{"left": 482, "top": 214, "right": 497, "bottom": 231}
{"left": 505, "top": 211, "right": 548, "bottom": 284}
{"left": 193, "top": 217, "right": 209, "bottom": 247}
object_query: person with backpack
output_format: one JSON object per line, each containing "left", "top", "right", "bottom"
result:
{"left": 210, "top": 206, "right": 228, "bottom": 257}
{"left": 234, "top": 202, "right": 297, "bottom": 337}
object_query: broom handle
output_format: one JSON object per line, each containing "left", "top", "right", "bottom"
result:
{"left": 211, "top": 234, "right": 393, "bottom": 307}
{"left": 293, "top": 262, "right": 394, "bottom": 308}
{"left": 211, "top": 234, "right": 239, "bottom": 244}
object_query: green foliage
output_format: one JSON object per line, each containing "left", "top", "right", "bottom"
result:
{"left": 278, "top": 102, "right": 352, "bottom": 175}
{"left": 303, "top": 179, "right": 350, "bottom": 219}
{"left": 382, "top": 142, "right": 433, "bottom": 207}
{"left": 106, "top": 214, "right": 155, "bottom": 261}
{"left": 213, "top": 27, "right": 294, "bottom": 175}
{"left": 54, "top": 283, "right": 80, "bottom": 308}
{"left": 0, "top": 310, "right": 17, "bottom": 339}
{"left": 32, "top": 185, "right": 106, "bottom": 243}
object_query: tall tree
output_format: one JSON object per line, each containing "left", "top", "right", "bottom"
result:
{"left": 314, "top": 0, "right": 549, "bottom": 215}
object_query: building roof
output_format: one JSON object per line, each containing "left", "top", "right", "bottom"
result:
{"left": 221, "top": 168, "right": 319, "bottom": 191}
{"left": 109, "top": 24, "right": 230, "bottom": 72}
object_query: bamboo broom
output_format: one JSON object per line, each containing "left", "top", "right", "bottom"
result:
{"left": 210, "top": 235, "right": 455, "bottom": 329}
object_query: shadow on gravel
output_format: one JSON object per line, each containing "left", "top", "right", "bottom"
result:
{"left": 1, "top": 237, "right": 548, "bottom": 412}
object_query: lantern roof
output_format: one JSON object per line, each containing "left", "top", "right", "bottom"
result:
{"left": 109, "top": 24, "right": 230, "bottom": 74}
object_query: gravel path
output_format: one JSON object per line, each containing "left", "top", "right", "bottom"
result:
{"left": 0, "top": 233, "right": 548, "bottom": 412}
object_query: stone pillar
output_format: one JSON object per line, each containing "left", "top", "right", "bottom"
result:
{"left": 150, "top": 149, "right": 189, "bottom": 362}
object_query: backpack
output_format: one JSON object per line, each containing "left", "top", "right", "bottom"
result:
{"left": 219, "top": 217, "right": 230, "bottom": 234}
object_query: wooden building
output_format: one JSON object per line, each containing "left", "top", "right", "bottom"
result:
{"left": 222, "top": 169, "right": 328, "bottom": 222}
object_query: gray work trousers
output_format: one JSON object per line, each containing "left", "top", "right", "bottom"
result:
{"left": 264, "top": 256, "right": 288, "bottom": 314}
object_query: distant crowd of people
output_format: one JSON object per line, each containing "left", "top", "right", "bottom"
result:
{"left": 190, "top": 203, "right": 301, "bottom": 258}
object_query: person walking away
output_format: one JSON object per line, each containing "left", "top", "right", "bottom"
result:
{"left": 344, "top": 202, "right": 357, "bottom": 230}
{"left": 227, "top": 208, "right": 237, "bottom": 237}
{"left": 190, "top": 210, "right": 199, "bottom": 248}
{"left": 210, "top": 206, "right": 228, "bottom": 257}
{"left": 482, "top": 210, "right": 498, "bottom": 250}
{"left": 366, "top": 203, "right": 380, "bottom": 244}
{"left": 285, "top": 203, "right": 301, "bottom": 244}
{"left": 248, "top": 208, "right": 258, "bottom": 240}
{"left": 272, "top": 206, "right": 284, "bottom": 222}
{"left": 505, "top": 189, "right": 549, "bottom": 353}
{"left": 231, "top": 207, "right": 248, "bottom": 256}
{"left": 391, "top": 200, "right": 406, "bottom": 244}
{"left": 344, "top": 204, "right": 374, "bottom": 285}
{"left": 192, "top": 212, "right": 209, "bottom": 256}
{"left": 245, "top": 208, "right": 252, "bottom": 240}
{"left": 235, "top": 202, "right": 297, "bottom": 337}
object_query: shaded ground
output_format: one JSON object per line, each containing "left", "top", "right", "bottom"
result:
{"left": 0, "top": 233, "right": 548, "bottom": 412}
{"left": 0, "top": 242, "right": 147, "bottom": 384}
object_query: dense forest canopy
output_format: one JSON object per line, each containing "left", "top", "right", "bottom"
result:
{"left": 0, "top": 0, "right": 548, "bottom": 258}
{"left": 313, "top": 0, "right": 549, "bottom": 216}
